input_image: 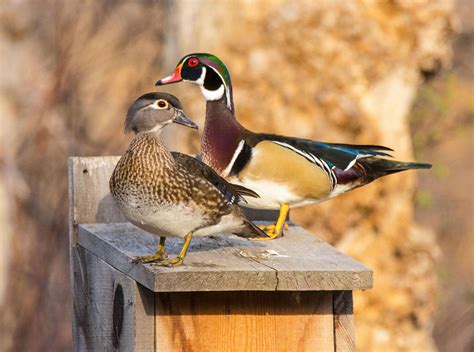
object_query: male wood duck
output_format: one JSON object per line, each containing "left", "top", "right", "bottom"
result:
{"left": 156, "top": 54, "right": 431, "bottom": 239}
{"left": 110, "top": 92, "right": 266, "bottom": 266}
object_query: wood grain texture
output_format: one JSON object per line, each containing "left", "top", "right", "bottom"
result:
{"left": 333, "top": 291, "right": 355, "bottom": 352}
{"left": 155, "top": 291, "right": 334, "bottom": 352}
{"left": 69, "top": 157, "right": 153, "bottom": 351}
{"left": 78, "top": 222, "right": 373, "bottom": 292}
{"left": 71, "top": 245, "right": 154, "bottom": 351}
{"left": 68, "top": 156, "right": 125, "bottom": 241}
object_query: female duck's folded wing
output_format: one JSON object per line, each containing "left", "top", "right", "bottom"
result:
{"left": 171, "top": 152, "right": 259, "bottom": 203}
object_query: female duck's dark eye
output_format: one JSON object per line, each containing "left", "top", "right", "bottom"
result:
{"left": 157, "top": 100, "right": 168, "bottom": 108}
{"left": 188, "top": 57, "right": 199, "bottom": 67}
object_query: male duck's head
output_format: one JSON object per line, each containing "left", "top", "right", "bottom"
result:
{"left": 156, "top": 53, "right": 234, "bottom": 112}
{"left": 125, "top": 92, "right": 197, "bottom": 134}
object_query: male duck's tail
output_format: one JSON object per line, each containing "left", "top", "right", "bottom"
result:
{"left": 359, "top": 158, "right": 432, "bottom": 180}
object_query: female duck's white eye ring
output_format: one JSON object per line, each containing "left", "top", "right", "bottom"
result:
{"left": 156, "top": 99, "right": 168, "bottom": 109}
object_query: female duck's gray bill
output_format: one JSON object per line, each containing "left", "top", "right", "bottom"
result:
{"left": 173, "top": 110, "right": 198, "bottom": 129}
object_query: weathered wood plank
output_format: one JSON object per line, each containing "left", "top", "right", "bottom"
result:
{"left": 333, "top": 291, "right": 355, "bottom": 352}
{"left": 78, "top": 222, "right": 276, "bottom": 292}
{"left": 155, "top": 291, "right": 334, "bottom": 352}
{"left": 68, "top": 156, "right": 125, "bottom": 243}
{"left": 69, "top": 157, "right": 132, "bottom": 351}
{"left": 78, "top": 222, "right": 373, "bottom": 292}
{"left": 71, "top": 245, "right": 154, "bottom": 351}
{"left": 243, "top": 227, "right": 373, "bottom": 291}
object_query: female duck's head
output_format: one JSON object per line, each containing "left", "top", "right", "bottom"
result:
{"left": 125, "top": 92, "right": 197, "bottom": 134}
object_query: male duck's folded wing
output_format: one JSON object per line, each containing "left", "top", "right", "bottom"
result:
{"left": 249, "top": 133, "right": 394, "bottom": 171}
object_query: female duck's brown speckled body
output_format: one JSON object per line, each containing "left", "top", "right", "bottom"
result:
{"left": 112, "top": 133, "right": 248, "bottom": 238}
{"left": 110, "top": 92, "right": 265, "bottom": 266}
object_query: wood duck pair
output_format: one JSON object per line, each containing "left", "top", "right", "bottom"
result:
{"left": 156, "top": 53, "right": 431, "bottom": 238}
{"left": 110, "top": 93, "right": 266, "bottom": 267}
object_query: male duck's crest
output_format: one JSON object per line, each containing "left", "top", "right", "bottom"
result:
{"left": 157, "top": 53, "right": 234, "bottom": 113}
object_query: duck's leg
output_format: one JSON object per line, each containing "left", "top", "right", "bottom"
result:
{"left": 156, "top": 232, "right": 193, "bottom": 267}
{"left": 255, "top": 203, "right": 290, "bottom": 240}
{"left": 132, "top": 236, "right": 168, "bottom": 263}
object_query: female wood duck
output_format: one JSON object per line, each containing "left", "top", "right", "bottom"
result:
{"left": 110, "top": 92, "right": 266, "bottom": 267}
{"left": 156, "top": 54, "right": 431, "bottom": 239}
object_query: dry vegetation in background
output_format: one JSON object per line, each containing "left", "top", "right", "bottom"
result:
{"left": 411, "top": 2, "right": 474, "bottom": 347}
{"left": 0, "top": 1, "right": 169, "bottom": 350}
{"left": 0, "top": 1, "right": 471, "bottom": 351}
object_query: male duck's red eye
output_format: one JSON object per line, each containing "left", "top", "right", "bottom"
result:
{"left": 188, "top": 57, "right": 199, "bottom": 67}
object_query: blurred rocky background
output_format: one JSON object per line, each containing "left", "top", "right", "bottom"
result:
{"left": 0, "top": 1, "right": 471, "bottom": 351}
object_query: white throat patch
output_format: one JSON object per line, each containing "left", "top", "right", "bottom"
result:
{"left": 196, "top": 67, "right": 225, "bottom": 101}
{"left": 200, "top": 84, "right": 225, "bottom": 101}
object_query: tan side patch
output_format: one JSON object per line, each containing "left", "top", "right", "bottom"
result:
{"left": 239, "top": 141, "right": 332, "bottom": 199}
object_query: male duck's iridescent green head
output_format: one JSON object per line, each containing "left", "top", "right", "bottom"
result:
{"left": 156, "top": 53, "right": 234, "bottom": 113}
